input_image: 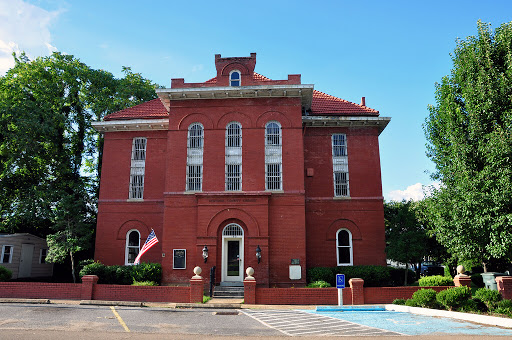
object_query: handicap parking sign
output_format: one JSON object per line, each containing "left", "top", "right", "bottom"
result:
{"left": 336, "top": 274, "right": 345, "bottom": 289}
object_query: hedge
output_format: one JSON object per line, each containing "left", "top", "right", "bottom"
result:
{"left": 418, "top": 275, "right": 454, "bottom": 287}
{"left": 307, "top": 266, "right": 416, "bottom": 287}
{"left": 79, "top": 261, "right": 162, "bottom": 285}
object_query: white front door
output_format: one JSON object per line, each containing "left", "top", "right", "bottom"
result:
{"left": 19, "top": 243, "right": 34, "bottom": 278}
{"left": 221, "top": 224, "right": 244, "bottom": 282}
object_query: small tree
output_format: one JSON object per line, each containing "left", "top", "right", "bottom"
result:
{"left": 385, "top": 200, "right": 427, "bottom": 285}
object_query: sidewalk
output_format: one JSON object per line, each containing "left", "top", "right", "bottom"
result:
{"left": 0, "top": 297, "right": 316, "bottom": 310}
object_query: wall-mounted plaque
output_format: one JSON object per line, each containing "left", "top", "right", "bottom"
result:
{"left": 173, "top": 249, "right": 186, "bottom": 269}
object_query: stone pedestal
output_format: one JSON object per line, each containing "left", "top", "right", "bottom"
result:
{"left": 349, "top": 278, "right": 364, "bottom": 305}
{"left": 81, "top": 275, "right": 99, "bottom": 300}
{"left": 454, "top": 275, "right": 472, "bottom": 287}
{"left": 496, "top": 276, "right": 512, "bottom": 300}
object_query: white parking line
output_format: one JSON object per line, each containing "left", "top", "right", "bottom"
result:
{"left": 241, "top": 309, "right": 404, "bottom": 337}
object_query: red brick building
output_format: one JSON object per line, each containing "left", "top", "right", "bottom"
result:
{"left": 92, "top": 53, "right": 390, "bottom": 286}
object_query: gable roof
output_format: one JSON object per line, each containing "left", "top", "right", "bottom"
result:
{"left": 311, "top": 90, "right": 379, "bottom": 116}
{"left": 104, "top": 98, "right": 168, "bottom": 121}
{"left": 104, "top": 73, "right": 378, "bottom": 121}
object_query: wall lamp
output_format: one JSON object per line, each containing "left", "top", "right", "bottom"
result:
{"left": 256, "top": 245, "right": 262, "bottom": 264}
{"left": 202, "top": 246, "right": 208, "bottom": 263}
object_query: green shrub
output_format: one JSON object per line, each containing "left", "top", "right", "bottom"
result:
{"left": 334, "top": 265, "right": 390, "bottom": 287}
{"left": 411, "top": 289, "right": 439, "bottom": 308}
{"left": 458, "top": 299, "right": 481, "bottom": 313}
{"left": 405, "top": 299, "right": 418, "bottom": 307}
{"left": 497, "top": 299, "right": 512, "bottom": 309}
{"left": 203, "top": 295, "right": 211, "bottom": 304}
{"left": 493, "top": 300, "right": 512, "bottom": 317}
{"left": 470, "top": 273, "right": 484, "bottom": 288}
{"left": 132, "top": 280, "right": 158, "bottom": 286}
{"left": 392, "top": 299, "right": 406, "bottom": 305}
{"left": 79, "top": 261, "right": 161, "bottom": 285}
{"left": 418, "top": 275, "right": 454, "bottom": 287}
{"left": 474, "top": 288, "right": 502, "bottom": 310}
{"left": 307, "top": 267, "right": 335, "bottom": 285}
{"left": 115, "top": 265, "right": 134, "bottom": 285}
{"left": 306, "top": 280, "right": 331, "bottom": 288}
{"left": 79, "top": 261, "right": 109, "bottom": 283}
{"left": 307, "top": 266, "right": 419, "bottom": 287}
{"left": 436, "top": 286, "right": 472, "bottom": 310}
{"left": 0, "top": 266, "right": 12, "bottom": 282}
{"left": 131, "top": 262, "right": 162, "bottom": 284}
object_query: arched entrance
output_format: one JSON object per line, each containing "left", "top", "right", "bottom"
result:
{"left": 221, "top": 224, "right": 244, "bottom": 283}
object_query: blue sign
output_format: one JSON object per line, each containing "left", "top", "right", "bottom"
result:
{"left": 336, "top": 274, "right": 345, "bottom": 289}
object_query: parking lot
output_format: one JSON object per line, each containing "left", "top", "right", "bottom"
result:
{"left": 2, "top": 302, "right": 512, "bottom": 338}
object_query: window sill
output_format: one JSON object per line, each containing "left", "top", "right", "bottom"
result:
{"left": 127, "top": 198, "right": 144, "bottom": 202}
{"left": 333, "top": 196, "right": 351, "bottom": 200}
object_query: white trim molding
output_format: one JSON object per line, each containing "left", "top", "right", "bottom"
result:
{"left": 92, "top": 119, "right": 169, "bottom": 133}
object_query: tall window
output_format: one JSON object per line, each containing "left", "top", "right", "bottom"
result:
{"left": 226, "top": 122, "right": 242, "bottom": 191}
{"left": 1, "top": 245, "right": 13, "bottom": 264}
{"left": 336, "top": 229, "right": 353, "bottom": 265}
{"left": 129, "top": 137, "right": 147, "bottom": 199}
{"left": 187, "top": 123, "right": 204, "bottom": 191}
{"left": 265, "top": 121, "right": 282, "bottom": 190}
{"left": 230, "top": 70, "right": 241, "bottom": 86}
{"left": 125, "top": 230, "right": 140, "bottom": 265}
{"left": 39, "top": 249, "right": 48, "bottom": 264}
{"left": 332, "top": 134, "right": 349, "bottom": 197}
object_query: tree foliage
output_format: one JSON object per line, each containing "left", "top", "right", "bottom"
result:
{"left": 384, "top": 200, "right": 427, "bottom": 284}
{"left": 0, "top": 52, "right": 158, "bottom": 280}
{"left": 424, "top": 21, "right": 512, "bottom": 271}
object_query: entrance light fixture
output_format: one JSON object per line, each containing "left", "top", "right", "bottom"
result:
{"left": 256, "top": 245, "right": 262, "bottom": 264}
{"left": 202, "top": 246, "right": 208, "bottom": 263}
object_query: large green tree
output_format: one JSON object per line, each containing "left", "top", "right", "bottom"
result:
{"left": 0, "top": 52, "right": 157, "bottom": 280}
{"left": 424, "top": 21, "right": 512, "bottom": 272}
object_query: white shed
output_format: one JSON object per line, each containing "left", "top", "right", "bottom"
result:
{"left": 0, "top": 233, "right": 54, "bottom": 279}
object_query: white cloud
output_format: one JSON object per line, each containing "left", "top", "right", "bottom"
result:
{"left": 0, "top": 0, "right": 61, "bottom": 74}
{"left": 387, "top": 182, "right": 441, "bottom": 202}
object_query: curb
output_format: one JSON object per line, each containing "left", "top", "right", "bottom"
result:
{"left": 0, "top": 298, "right": 50, "bottom": 304}
{"left": 175, "top": 303, "right": 242, "bottom": 309}
{"left": 386, "top": 304, "right": 512, "bottom": 329}
{"left": 80, "top": 300, "right": 145, "bottom": 307}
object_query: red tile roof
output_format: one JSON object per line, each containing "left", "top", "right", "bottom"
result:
{"left": 104, "top": 98, "right": 168, "bottom": 121}
{"left": 104, "top": 73, "right": 378, "bottom": 121}
{"left": 311, "top": 90, "right": 379, "bottom": 116}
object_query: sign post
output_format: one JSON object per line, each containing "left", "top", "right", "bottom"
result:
{"left": 336, "top": 274, "right": 345, "bottom": 306}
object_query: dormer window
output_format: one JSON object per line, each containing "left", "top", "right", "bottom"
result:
{"left": 230, "top": 70, "right": 241, "bottom": 86}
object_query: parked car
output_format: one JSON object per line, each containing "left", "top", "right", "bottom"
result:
{"left": 420, "top": 261, "right": 444, "bottom": 276}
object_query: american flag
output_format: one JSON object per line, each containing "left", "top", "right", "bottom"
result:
{"left": 134, "top": 229, "right": 159, "bottom": 264}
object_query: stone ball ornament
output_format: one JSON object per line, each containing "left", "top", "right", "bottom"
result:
{"left": 193, "top": 266, "right": 202, "bottom": 279}
{"left": 245, "top": 266, "right": 255, "bottom": 280}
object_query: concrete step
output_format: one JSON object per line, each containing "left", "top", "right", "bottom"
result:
{"left": 213, "top": 285, "right": 244, "bottom": 298}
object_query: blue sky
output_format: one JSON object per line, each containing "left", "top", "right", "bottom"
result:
{"left": 2, "top": 0, "right": 511, "bottom": 201}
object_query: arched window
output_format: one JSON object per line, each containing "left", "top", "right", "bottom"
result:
{"left": 226, "top": 122, "right": 242, "bottom": 191}
{"left": 230, "top": 70, "right": 241, "bottom": 86}
{"left": 265, "top": 121, "right": 282, "bottom": 190}
{"left": 187, "top": 123, "right": 204, "bottom": 191}
{"left": 125, "top": 229, "right": 140, "bottom": 265}
{"left": 336, "top": 229, "right": 353, "bottom": 266}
